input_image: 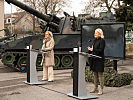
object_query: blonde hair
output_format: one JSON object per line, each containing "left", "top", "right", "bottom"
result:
{"left": 95, "top": 28, "right": 104, "bottom": 38}
{"left": 45, "top": 31, "right": 53, "bottom": 37}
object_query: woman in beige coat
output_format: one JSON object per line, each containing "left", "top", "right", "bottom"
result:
{"left": 41, "top": 31, "right": 55, "bottom": 82}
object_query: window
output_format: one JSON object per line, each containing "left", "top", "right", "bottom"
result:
{"left": 8, "top": 19, "right": 10, "bottom": 23}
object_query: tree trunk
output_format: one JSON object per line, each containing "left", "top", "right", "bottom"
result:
{"left": 104, "top": 0, "right": 111, "bottom": 12}
{"left": 117, "top": 0, "right": 120, "bottom": 7}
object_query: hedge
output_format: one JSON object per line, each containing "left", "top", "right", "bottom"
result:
{"left": 71, "top": 67, "right": 133, "bottom": 87}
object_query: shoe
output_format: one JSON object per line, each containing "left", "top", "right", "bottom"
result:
{"left": 98, "top": 88, "right": 103, "bottom": 95}
{"left": 42, "top": 79, "right": 48, "bottom": 81}
{"left": 90, "top": 88, "right": 98, "bottom": 93}
{"left": 48, "top": 79, "right": 53, "bottom": 82}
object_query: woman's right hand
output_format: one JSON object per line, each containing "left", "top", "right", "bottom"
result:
{"left": 88, "top": 46, "right": 93, "bottom": 51}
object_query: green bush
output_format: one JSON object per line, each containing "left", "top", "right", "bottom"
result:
{"left": 71, "top": 67, "right": 133, "bottom": 87}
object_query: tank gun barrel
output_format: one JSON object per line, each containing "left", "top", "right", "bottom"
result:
{"left": 5, "top": 0, "right": 60, "bottom": 29}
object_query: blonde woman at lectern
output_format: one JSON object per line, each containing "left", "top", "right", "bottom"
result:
{"left": 88, "top": 28, "right": 105, "bottom": 95}
{"left": 41, "top": 31, "right": 55, "bottom": 82}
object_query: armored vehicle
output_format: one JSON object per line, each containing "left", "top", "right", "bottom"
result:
{"left": 1, "top": 0, "right": 113, "bottom": 72}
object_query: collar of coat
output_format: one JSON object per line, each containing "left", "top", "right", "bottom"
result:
{"left": 95, "top": 37, "right": 101, "bottom": 40}
{"left": 45, "top": 37, "right": 51, "bottom": 42}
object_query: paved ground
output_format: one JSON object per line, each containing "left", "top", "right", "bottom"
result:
{"left": 0, "top": 59, "right": 133, "bottom": 100}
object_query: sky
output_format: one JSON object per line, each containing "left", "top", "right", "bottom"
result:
{"left": 4, "top": 0, "right": 89, "bottom": 16}
{"left": 4, "top": 2, "right": 17, "bottom": 14}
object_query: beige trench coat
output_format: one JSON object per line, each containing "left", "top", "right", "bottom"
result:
{"left": 41, "top": 37, "right": 55, "bottom": 67}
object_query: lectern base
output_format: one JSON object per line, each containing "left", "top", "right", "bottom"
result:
{"left": 67, "top": 92, "right": 98, "bottom": 99}
{"left": 24, "top": 81, "right": 45, "bottom": 85}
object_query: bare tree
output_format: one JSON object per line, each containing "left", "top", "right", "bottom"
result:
{"left": 38, "top": 0, "right": 70, "bottom": 14}
{"left": 117, "top": 0, "right": 121, "bottom": 7}
{"left": 83, "top": 0, "right": 105, "bottom": 17}
{"left": 101, "top": 0, "right": 116, "bottom": 12}
{"left": 83, "top": 0, "right": 122, "bottom": 17}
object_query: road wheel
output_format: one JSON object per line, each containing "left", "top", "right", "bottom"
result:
{"left": 61, "top": 55, "right": 73, "bottom": 67}
{"left": 17, "top": 56, "right": 27, "bottom": 72}
{"left": 36, "top": 56, "right": 43, "bottom": 71}
{"left": 54, "top": 55, "right": 60, "bottom": 68}
{"left": 2, "top": 53, "right": 15, "bottom": 65}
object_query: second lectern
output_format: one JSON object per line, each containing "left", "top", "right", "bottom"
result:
{"left": 67, "top": 47, "right": 99, "bottom": 99}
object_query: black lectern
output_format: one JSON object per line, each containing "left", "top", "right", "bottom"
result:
{"left": 67, "top": 47, "right": 99, "bottom": 99}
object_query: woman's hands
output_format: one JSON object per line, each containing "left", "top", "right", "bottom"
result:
{"left": 88, "top": 46, "right": 93, "bottom": 51}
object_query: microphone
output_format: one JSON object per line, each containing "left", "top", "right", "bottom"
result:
{"left": 88, "top": 40, "right": 93, "bottom": 54}
{"left": 88, "top": 39, "right": 91, "bottom": 42}
{"left": 88, "top": 39, "right": 92, "bottom": 47}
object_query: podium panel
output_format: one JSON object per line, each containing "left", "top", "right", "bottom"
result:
{"left": 78, "top": 54, "right": 87, "bottom": 96}
{"left": 25, "top": 49, "right": 46, "bottom": 85}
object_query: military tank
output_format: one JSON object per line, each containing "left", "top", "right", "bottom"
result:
{"left": 1, "top": 0, "right": 113, "bottom": 72}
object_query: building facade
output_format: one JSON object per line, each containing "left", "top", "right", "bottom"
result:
{"left": 5, "top": 11, "right": 41, "bottom": 35}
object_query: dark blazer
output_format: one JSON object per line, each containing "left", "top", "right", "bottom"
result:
{"left": 89, "top": 37, "right": 105, "bottom": 72}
